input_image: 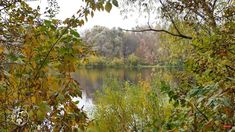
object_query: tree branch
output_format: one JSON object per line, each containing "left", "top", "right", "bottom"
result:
{"left": 212, "top": 0, "right": 218, "bottom": 11}
{"left": 195, "top": 105, "right": 209, "bottom": 121}
{"left": 158, "top": 0, "right": 191, "bottom": 39}
{"left": 121, "top": 28, "right": 192, "bottom": 39}
{"left": 33, "top": 26, "right": 69, "bottom": 80}
{"left": 0, "top": 1, "right": 19, "bottom": 11}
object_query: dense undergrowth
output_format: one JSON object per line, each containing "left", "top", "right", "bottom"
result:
{"left": 86, "top": 78, "right": 173, "bottom": 131}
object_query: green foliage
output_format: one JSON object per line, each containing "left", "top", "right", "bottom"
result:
{"left": 82, "top": 55, "right": 145, "bottom": 68}
{"left": 157, "top": 1, "right": 235, "bottom": 131}
{"left": 88, "top": 79, "right": 172, "bottom": 131}
{"left": 83, "top": 26, "right": 125, "bottom": 58}
{"left": 83, "top": 26, "right": 161, "bottom": 65}
{"left": 84, "top": 55, "right": 107, "bottom": 67}
{"left": 109, "top": 57, "right": 124, "bottom": 67}
{"left": 127, "top": 54, "right": 140, "bottom": 66}
{"left": 121, "top": 0, "right": 235, "bottom": 130}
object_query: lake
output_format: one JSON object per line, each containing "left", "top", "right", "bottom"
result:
{"left": 73, "top": 68, "right": 178, "bottom": 114}
{"left": 71, "top": 67, "right": 157, "bottom": 113}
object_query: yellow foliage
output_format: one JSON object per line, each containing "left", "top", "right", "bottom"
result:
{"left": 0, "top": 47, "right": 4, "bottom": 54}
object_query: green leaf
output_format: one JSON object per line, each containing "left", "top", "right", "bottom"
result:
{"left": 8, "top": 52, "right": 18, "bottom": 61}
{"left": 39, "top": 101, "right": 51, "bottom": 112}
{"left": 70, "top": 29, "right": 80, "bottom": 37}
{"left": 105, "top": 2, "right": 112, "bottom": 13}
{"left": 44, "top": 20, "right": 52, "bottom": 27}
{"left": 74, "top": 100, "right": 80, "bottom": 104}
{"left": 37, "top": 110, "right": 45, "bottom": 121}
{"left": 91, "top": 11, "right": 94, "bottom": 17}
{"left": 112, "top": 0, "right": 118, "bottom": 7}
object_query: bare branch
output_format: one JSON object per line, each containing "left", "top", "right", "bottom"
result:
{"left": 212, "top": 0, "right": 218, "bottom": 11}
{"left": 158, "top": 0, "right": 190, "bottom": 38}
{"left": 121, "top": 28, "right": 192, "bottom": 39}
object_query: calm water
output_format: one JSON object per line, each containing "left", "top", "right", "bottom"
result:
{"left": 71, "top": 67, "right": 179, "bottom": 115}
{"left": 71, "top": 67, "right": 156, "bottom": 112}
{"left": 72, "top": 67, "right": 155, "bottom": 98}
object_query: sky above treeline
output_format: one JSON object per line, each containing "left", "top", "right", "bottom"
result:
{"left": 27, "top": 0, "right": 150, "bottom": 32}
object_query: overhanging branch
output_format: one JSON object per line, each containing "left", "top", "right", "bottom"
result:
{"left": 158, "top": 0, "right": 192, "bottom": 40}
{"left": 121, "top": 28, "right": 193, "bottom": 39}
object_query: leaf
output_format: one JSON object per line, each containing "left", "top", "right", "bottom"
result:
{"left": 112, "top": 0, "right": 118, "bottom": 7}
{"left": 91, "top": 11, "right": 94, "bottom": 17}
{"left": 44, "top": 20, "right": 52, "bottom": 27}
{"left": 105, "top": 2, "right": 112, "bottom": 13}
{"left": 0, "top": 47, "right": 4, "bottom": 54}
{"left": 74, "top": 100, "right": 79, "bottom": 104}
{"left": 188, "top": 88, "right": 200, "bottom": 97}
{"left": 32, "top": 96, "right": 36, "bottom": 103}
{"left": 70, "top": 29, "right": 80, "bottom": 37}
{"left": 39, "top": 102, "right": 51, "bottom": 112}
{"left": 37, "top": 110, "right": 44, "bottom": 121}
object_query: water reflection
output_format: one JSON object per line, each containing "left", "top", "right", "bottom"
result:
{"left": 72, "top": 90, "right": 95, "bottom": 118}
{"left": 72, "top": 67, "right": 154, "bottom": 99}
{"left": 71, "top": 67, "right": 181, "bottom": 115}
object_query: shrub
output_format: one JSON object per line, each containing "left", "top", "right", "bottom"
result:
{"left": 109, "top": 57, "right": 124, "bottom": 67}
{"left": 86, "top": 55, "right": 107, "bottom": 67}
{"left": 127, "top": 54, "right": 140, "bottom": 66}
{"left": 87, "top": 79, "right": 172, "bottom": 131}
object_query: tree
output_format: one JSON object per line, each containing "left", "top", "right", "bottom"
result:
{"left": 122, "top": 32, "right": 138, "bottom": 60}
{"left": 134, "top": 31, "right": 160, "bottom": 64}
{"left": 121, "top": 0, "right": 235, "bottom": 130}
{"left": 83, "top": 26, "right": 124, "bottom": 57}
{"left": 0, "top": 0, "right": 118, "bottom": 131}
{"left": 83, "top": 25, "right": 166, "bottom": 65}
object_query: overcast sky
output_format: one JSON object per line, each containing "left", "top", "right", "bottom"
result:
{"left": 27, "top": 0, "right": 149, "bottom": 32}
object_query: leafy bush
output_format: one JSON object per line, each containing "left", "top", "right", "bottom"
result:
{"left": 87, "top": 79, "right": 172, "bottom": 131}
{"left": 127, "top": 54, "right": 140, "bottom": 66}
{"left": 109, "top": 57, "right": 124, "bottom": 67}
{"left": 86, "top": 55, "right": 107, "bottom": 67}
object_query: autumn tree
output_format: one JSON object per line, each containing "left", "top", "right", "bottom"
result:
{"left": 83, "top": 26, "right": 163, "bottom": 64}
{"left": 0, "top": 0, "right": 118, "bottom": 131}
{"left": 121, "top": 32, "right": 138, "bottom": 60}
{"left": 134, "top": 31, "right": 160, "bottom": 64}
{"left": 121, "top": 0, "right": 235, "bottom": 130}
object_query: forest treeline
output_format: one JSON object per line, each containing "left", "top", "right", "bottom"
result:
{"left": 81, "top": 25, "right": 185, "bottom": 67}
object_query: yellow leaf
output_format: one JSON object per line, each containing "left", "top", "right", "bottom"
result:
{"left": 40, "top": 34, "right": 46, "bottom": 40}
{"left": 32, "top": 96, "right": 36, "bottom": 103}
{"left": 32, "top": 62, "right": 36, "bottom": 68}
{"left": 0, "top": 47, "right": 4, "bottom": 54}
{"left": 79, "top": 48, "right": 84, "bottom": 53}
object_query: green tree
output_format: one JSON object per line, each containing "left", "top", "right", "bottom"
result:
{"left": 83, "top": 26, "right": 125, "bottom": 57}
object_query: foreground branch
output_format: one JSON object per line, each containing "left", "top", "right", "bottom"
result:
{"left": 33, "top": 26, "right": 69, "bottom": 80}
{"left": 121, "top": 28, "right": 192, "bottom": 39}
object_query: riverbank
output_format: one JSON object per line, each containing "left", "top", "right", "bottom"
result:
{"left": 78, "top": 55, "right": 183, "bottom": 68}
{"left": 78, "top": 64, "right": 183, "bottom": 69}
